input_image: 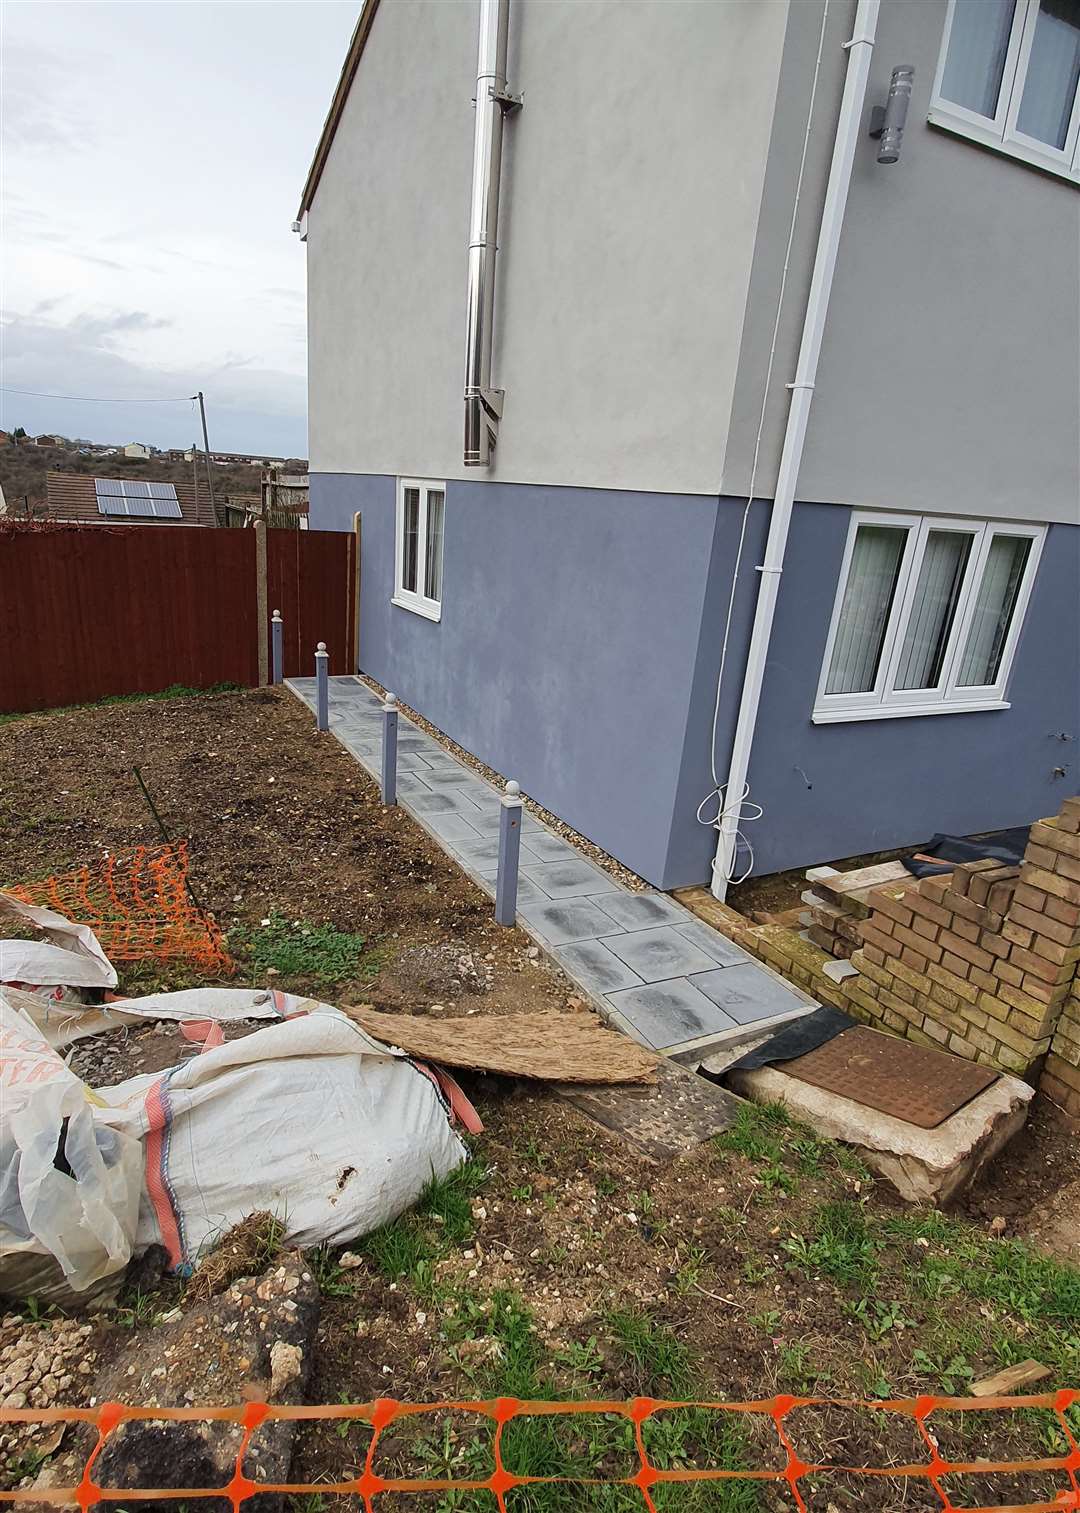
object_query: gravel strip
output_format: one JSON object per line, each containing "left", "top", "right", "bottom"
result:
{"left": 355, "top": 673, "right": 648, "bottom": 892}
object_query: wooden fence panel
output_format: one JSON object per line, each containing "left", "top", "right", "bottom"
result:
{"left": 266, "top": 527, "right": 357, "bottom": 678}
{"left": 0, "top": 525, "right": 357, "bottom": 714}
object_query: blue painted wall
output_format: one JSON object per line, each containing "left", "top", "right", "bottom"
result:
{"left": 311, "top": 472, "right": 730, "bottom": 885}
{"left": 312, "top": 475, "right": 1080, "bottom": 887}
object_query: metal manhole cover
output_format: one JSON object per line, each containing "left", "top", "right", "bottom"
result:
{"left": 784, "top": 1026, "right": 998, "bottom": 1129}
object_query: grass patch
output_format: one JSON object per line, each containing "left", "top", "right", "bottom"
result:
{"left": 357, "top": 1158, "right": 489, "bottom": 1299}
{"left": 783, "top": 1199, "right": 878, "bottom": 1287}
{"left": 605, "top": 1307, "right": 695, "bottom": 1397}
{"left": 0, "top": 682, "right": 241, "bottom": 724}
{"left": 229, "top": 913, "right": 374, "bottom": 987}
{"left": 714, "top": 1101, "right": 868, "bottom": 1190}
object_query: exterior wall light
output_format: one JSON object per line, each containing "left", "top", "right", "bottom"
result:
{"left": 869, "top": 64, "right": 914, "bottom": 164}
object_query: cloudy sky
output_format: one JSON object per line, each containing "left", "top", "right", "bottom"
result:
{"left": 1, "top": 1, "right": 357, "bottom": 456}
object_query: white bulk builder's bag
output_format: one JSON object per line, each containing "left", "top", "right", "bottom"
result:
{"left": 1, "top": 992, "right": 466, "bottom": 1297}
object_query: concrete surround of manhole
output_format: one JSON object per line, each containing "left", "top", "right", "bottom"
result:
{"left": 726, "top": 1063, "right": 1034, "bottom": 1205}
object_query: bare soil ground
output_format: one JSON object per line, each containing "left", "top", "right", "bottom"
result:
{"left": 1, "top": 689, "right": 1077, "bottom": 1511}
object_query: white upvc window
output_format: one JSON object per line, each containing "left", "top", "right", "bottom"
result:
{"left": 813, "top": 513, "right": 1045, "bottom": 724}
{"left": 930, "top": 0, "right": 1080, "bottom": 184}
{"left": 393, "top": 478, "right": 445, "bottom": 622}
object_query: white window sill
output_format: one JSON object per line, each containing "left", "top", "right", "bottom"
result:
{"left": 391, "top": 594, "right": 442, "bottom": 623}
{"left": 927, "top": 109, "right": 1080, "bottom": 187}
{"left": 812, "top": 698, "right": 1010, "bottom": 725}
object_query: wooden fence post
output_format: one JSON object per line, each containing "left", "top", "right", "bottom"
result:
{"left": 254, "top": 518, "right": 269, "bottom": 686}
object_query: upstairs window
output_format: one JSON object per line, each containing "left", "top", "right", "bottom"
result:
{"left": 814, "top": 513, "right": 1045, "bottom": 722}
{"left": 931, "top": 0, "right": 1080, "bottom": 182}
{"left": 393, "top": 478, "right": 445, "bottom": 621}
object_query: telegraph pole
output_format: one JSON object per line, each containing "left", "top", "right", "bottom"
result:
{"left": 194, "top": 391, "right": 218, "bottom": 524}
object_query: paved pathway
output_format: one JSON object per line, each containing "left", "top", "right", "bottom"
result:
{"left": 287, "top": 677, "right": 814, "bottom": 1057}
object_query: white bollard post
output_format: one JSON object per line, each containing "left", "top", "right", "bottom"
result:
{"left": 315, "top": 642, "right": 329, "bottom": 730}
{"left": 495, "top": 780, "right": 524, "bottom": 926}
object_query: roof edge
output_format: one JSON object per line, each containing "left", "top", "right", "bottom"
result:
{"left": 297, "top": 0, "right": 382, "bottom": 220}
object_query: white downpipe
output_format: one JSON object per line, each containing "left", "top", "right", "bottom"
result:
{"left": 711, "top": 0, "right": 879, "bottom": 901}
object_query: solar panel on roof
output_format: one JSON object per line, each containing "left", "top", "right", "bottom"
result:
{"left": 122, "top": 497, "right": 156, "bottom": 517}
{"left": 151, "top": 495, "right": 183, "bottom": 519}
{"left": 124, "top": 480, "right": 151, "bottom": 499}
{"left": 95, "top": 477, "right": 125, "bottom": 496}
{"left": 148, "top": 482, "right": 177, "bottom": 500}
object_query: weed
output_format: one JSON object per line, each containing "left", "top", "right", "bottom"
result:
{"left": 3, "top": 1448, "right": 49, "bottom": 1485}
{"left": 673, "top": 1245, "right": 707, "bottom": 1296}
{"left": 846, "top": 1298, "right": 916, "bottom": 1342}
{"left": 595, "top": 1173, "right": 617, "bottom": 1197}
{"left": 740, "top": 1256, "right": 771, "bottom": 1285}
{"left": 230, "top": 914, "right": 372, "bottom": 986}
{"left": 417, "top": 1159, "right": 488, "bottom": 1243}
{"left": 605, "top": 1308, "right": 694, "bottom": 1397}
{"left": 553, "top": 1337, "right": 603, "bottom": 1379}
{"left": 784, "top": 1200, "right": 877, "bottom": 1287}
{"left": 748, "top": 1307, "right": 782, "bottom": 1335}
{"left": 114, "top": 1287, "right": 165, "bottom": 1329}
{"left": 758, "top": 1160, "right": 796, "bottom": 1194}
{"left": 360, "top": 1216, "right": 439, "bottom": 1288}
{"left": 909, "top": 1348, "right": 974, "bottom": 1394}
{"left": 715, "top": 1102, "right": 790, "bottom": 1165}
{"left": 306, "top": 1245, "right": 357, "bottom": 1299}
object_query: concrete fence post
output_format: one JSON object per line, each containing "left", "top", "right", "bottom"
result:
{"left": 271, "top": 611, "right": 283, "bottom": 686}
{"left": 495, "top": 780, "right": 524, "bottom": 926}
{"left": 315, "top": 642, "right": 329, "bottom": 730}
{"left": 381, "top": 692, "right": 399, "bottom": 806}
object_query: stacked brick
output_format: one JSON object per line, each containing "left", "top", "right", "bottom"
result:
{"left": 805, "top": 896, "right": 862, "bottom": 959}
{"left": 848, "top": 797, "right": 1080, "bottom": 1078}
{"left": 675, "top": 795, "right": 1080, "bottom": 1104}
{"left": 1043, "top": 979, "right": 1080, "bottom": 1118}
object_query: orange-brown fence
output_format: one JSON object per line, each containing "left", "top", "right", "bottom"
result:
{"left": 0, "top": 524, "right": 357, "bottom": 713}
{"left": 3, "top": 1392, "right": 1077, "bottom": 1511}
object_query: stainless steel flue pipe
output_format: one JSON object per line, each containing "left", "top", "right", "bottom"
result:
{"left": 463, "top": 0, "right": 518, "bottom": 466}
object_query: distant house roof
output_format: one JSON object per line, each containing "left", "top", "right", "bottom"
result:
{"left": 297, "top": 0, "right": 380, "bottom": 219}
{"left": 45, "top": 472, "right": 216, "bottom": 527}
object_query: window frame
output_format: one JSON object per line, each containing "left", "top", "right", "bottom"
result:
{"left": 392, "top": 476, "right": 445, "bottom": 623}
{"left": 813, "top": 511, "right": 1045, "bottom": 725}
{"left": 929, "top": 0, "right": 1080, "bottom": 185}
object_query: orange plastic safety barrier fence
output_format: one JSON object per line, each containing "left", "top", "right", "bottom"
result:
{"left": 1, "top": 1391, "right": 1077, "bottom": 1511}
{"left": 6, "top": 843, "right": 232, "bottom": 977}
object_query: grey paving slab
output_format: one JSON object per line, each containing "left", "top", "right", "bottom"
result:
{"left": 423, "top": 810, "right": 487, "bottom": 845}
{"left": 594, "top": 892, "right": 688, "bottom": 932}
{"left": 478, "top": 870, "right": 552, "bottom": 908}
{"left": 602, "top": 926, "right": 719, "bottom": 982}
{"left": 454, "top": 835, "right": 545, "bottom": 869}
{"left": 521, "top": 831, "right": 581, "bottom": 864}
{"left": 407, "top": 788, "right": 486, "bottom": 817}
{"left": 396, "top": 772, "right": 434, "bottom": 797}
{"left": 420, "top": 766, "right": 477, "bottom": 787}
{"left": 554, "top": 939, "right": 645, "bottom": 995}
{"left": 689, "top": 963, "right": 810, "bottom": 1024}
{"left": 518, "top": 897, "right": 626, "bottom": 946}
{"left": 521, "top": 858, "right": 622, "bottom": 899}
{"left": 673, "top": 919, "right": 753, "bottom": 967}
{"left": 605, "top": 980, "right": 739, "bottom": 1051}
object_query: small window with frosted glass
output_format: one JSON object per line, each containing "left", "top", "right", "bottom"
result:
{"left": 814, "top": 512, "right": 1045, "bottom": 722}
{"left": 394, "top": 479, "right": 445, "bottom": 621}
{"left": 930, "top": 0, "right": 1080, "bottom": 181}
